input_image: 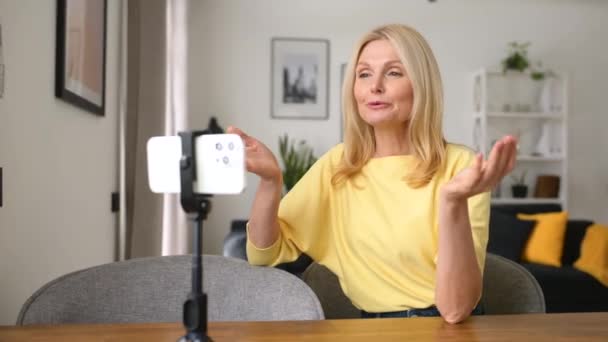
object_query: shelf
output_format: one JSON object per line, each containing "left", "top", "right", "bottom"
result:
{"left": 516, "top": 155, "right": 563, "bottom": 162}
{"left": 487, "top": 112, "right": 564, "bottom": 119}
{"left": 491, "top": 198, "right": 563, "bottom": 205}
{"left": 472, "top": 68, "right": 568, "bottom": 210}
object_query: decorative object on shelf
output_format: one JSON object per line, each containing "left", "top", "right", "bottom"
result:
{"left": 473, "top": 75, "right": 482, "bottom": 112}
{"left": 534, "top": 175, "right": 560, "bottom": 198}
{"left": 510, "top": 170, "right": 528, "bottom": 198}
{"left": 55, "top": 0, "right": 107, "bottom": 116}
{"left": 516, "top": 126, "right": 542, "bottom": 156}
{"left": 530, "top": 61, "right": 554, "bottom": 81}
{"left": 491, "top": 181, "right": 502, "bottom": 199}
{"left": 271, "top": 38, "right": 329, "bottom": 120}
{"left": 540, "top": 76, "right": 562, "bottom": 113}
{"left": 502, "top": 42, "right": 531, "bottom": 73}
{"left": 278, "top": 134, "right": 317, "bottom": 193}
{"left": 534, "top": 122, "right": 553, "bottom": 156}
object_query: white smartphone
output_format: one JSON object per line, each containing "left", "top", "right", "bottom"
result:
{"left": 147, "top": 134, "right": 246, "bottom": 195}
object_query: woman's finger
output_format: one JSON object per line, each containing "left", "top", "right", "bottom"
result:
{"left": 505, "top": 137, "right": 518, "bottom": 175}
{"left": 480, "top": 140, "right": 503, "bottom": 186}
{"left": 482, "top": 136, "right": 516, "bottom": 191}
{"left": 493, "top": 136, "right": 513, "bottom": 183}
{"left": 227, "top": 125, "right": 256, "bottom": 147}
{"left": 470, "top": 153, "right": 484, "bottom": 191}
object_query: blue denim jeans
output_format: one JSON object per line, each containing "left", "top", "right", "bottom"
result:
{"left": 361, "top": 304, "right": 484, "bottom": 318}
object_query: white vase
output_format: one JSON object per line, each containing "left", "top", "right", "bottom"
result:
{"left": 535, "top": 122, "right": 553, "bottom": 156}
{"left": 540, "top": 77, "right": 562, "bottom": 113}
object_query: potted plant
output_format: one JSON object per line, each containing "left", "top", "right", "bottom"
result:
{"left": 510, "top": 170, "right": 528, "bottom": 198}
{"left": 502, "top": 41, "right": 531, "bottom": 73}
{"left": 278, "top": 134, "right": 317, "bottom": 194}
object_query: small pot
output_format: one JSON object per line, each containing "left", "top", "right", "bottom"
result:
{"left": 512, "top": 185, "right": 528, "bottom": 198}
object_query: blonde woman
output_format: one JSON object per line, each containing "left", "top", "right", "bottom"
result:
{"left": 228, "top": 24, "right": 516, "bottom": 323}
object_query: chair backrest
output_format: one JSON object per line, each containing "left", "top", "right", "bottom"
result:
{"left": 301, "top": 253, "right": 545, "bottom": 319}
{"left": 482, "top": 253, "right": 546, "bottom": 314}
{"left": 223, "top": 231, "right": 248, "bottom": 260}
{"left": 17, "top": 255, "right": 323, "bottom": 325}
{"left": 301, "top": 263, "right": 360, "bottom": 319}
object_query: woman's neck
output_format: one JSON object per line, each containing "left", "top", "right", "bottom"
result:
{"left": 373, "top": 125, "right": 411, "bottom": 157}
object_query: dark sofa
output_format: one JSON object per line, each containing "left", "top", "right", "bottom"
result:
{"left": 223, "top": 220, "right": 313, "bottom": 275}
{"left": 490, "top": 203, "right": 608, "bottom": 313}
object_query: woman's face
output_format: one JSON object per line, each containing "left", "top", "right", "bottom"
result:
{"left": 353, "top": 39, "right": 413, "bottom": 130}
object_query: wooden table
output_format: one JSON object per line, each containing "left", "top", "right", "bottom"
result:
{"left": 1, "top": 312, "right": 607, "bottom": 341}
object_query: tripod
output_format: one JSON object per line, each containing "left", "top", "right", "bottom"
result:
{"left": 178, "top": 202, "right": 212, "bottom": 342}
{"left": 178, "top": 131, "right": 213, "bottom": 342}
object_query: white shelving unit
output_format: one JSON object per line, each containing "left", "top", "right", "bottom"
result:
{"left": 471, "top": 68, "right": 568, "bottom": 208}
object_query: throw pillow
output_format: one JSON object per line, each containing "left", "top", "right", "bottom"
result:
{"left": 561, "top": 220, "right": 594, "bottom": 265}
{"left": 573, "top": 223, "right": 608, "bottom": 287}
{"left": 488, "top": 210, "right": 536, "bottom": 262}
{"left": 518, "top": 211, "right": 569, "bottom": 267}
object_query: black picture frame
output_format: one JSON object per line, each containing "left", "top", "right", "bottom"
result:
{"left": 55, "top": 0, "right": 107, "bottom": 116}
{"left": 271, "top": 37, "right": 329, "bottom": 120}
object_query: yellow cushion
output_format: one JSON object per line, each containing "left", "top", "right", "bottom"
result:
{"left": 517, "top": 211, "right": 568, "bottom": 267}
{"left": 574, "top": 224, "right": 608, "bottom": 287}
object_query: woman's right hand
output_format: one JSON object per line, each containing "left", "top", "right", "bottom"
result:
{"left": 227, "top": 126, "right": 282, "bottom": 183}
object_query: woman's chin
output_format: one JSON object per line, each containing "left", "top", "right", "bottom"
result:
{"left": 362, "top": 115, "right": 400, "bottom": 129}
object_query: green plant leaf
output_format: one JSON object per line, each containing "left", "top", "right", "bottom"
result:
{"left": 278, "top": 134, "right": 318, "bottom": 193}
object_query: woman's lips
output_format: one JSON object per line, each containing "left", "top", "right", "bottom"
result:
{"left": 367, "top": 101, "right": 390, "bottom": 109}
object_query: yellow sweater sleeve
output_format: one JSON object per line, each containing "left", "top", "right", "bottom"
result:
{"left": 246, "top": 145, "right": 340, "bottom": 266}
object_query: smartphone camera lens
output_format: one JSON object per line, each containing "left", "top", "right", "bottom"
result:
{"left": 215, "top": 142, "right": 223, "bottom": 151}
{"left": 228, "top": 142, "right": 234, "bottom": 150}
{"left": 222, "top": 156, "right": 229, "bottom": 165}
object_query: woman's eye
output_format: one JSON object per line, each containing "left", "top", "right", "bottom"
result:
{"left": 388, "top": 70, "right": 403, "bottom": 77}
{"left": 357, "top": 72, "right": 371, "bottom": 78}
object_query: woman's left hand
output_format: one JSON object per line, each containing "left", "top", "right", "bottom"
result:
{"left": 442, "top": 135, "right": 518, "bottom": 201}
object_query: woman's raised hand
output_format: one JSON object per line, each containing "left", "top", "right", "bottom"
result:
{"left": 442, "top": 135, "right": 518, "bottom": 201}
{"left": 227, "top": 126, "right": 282, "bottom": 183}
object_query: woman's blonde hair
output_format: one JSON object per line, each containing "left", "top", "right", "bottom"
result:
{"left": 332, "top": 24, "right": 447, "bottom": 188}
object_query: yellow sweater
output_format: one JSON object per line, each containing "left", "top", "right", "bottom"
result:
{"left": 247, "top": 143, "right": 490, "bottom": 312}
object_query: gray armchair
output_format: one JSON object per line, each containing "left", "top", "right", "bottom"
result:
{"left": 301, "top": 253, "right": 545, "bottom": 319}
{"left": 17, "top": 255, "right": 323, "bottom": 325}
{"left": 482, "top": 253, "right": 546, "bottom": 314}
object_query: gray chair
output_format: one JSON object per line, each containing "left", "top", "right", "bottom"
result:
{"left": 301, "top": 253, "right": 545, "bottom": 319}
{"left": 17, "top": 255, "right": 323, "bottom": 325}
{"left": 301, "top": 263, "right": 360, "bottom": 319}
{"left": 482, "top": 253, "right": 545, "bottom": 314}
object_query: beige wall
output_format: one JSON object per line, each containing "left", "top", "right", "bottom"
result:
{"left": 188, "top": 0, "right": 608, "bottom": 254}
{"left": 0, "top": 0, "right": 121, "bottom": 325}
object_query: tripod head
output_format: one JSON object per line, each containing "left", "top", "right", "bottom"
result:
{"left": 178, "top": 131, "right": 213, "bottom": 216}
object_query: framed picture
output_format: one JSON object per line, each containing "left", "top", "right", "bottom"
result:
{"left": 55, "top": 0, "right": 107, "bottom": 116}
{"left": 271, "top": 38, "right": 329, "bottom": 120}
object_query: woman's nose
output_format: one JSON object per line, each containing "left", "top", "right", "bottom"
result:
{"left": 371, "top": 77, "right": 384, "bottom": 94}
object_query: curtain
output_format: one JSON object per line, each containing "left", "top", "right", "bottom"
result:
{"left": 162, "top": 0, "right": 190, "bottom": 255}
{"left": 124, "top": 0, "right": 189, "bottom": 259}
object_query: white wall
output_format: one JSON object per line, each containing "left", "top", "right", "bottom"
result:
{"left": 0, "top": 0, "right": 121, "bottom": 325}
{"left": 189, "top": 0, "right": 608, "bottom": 255}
